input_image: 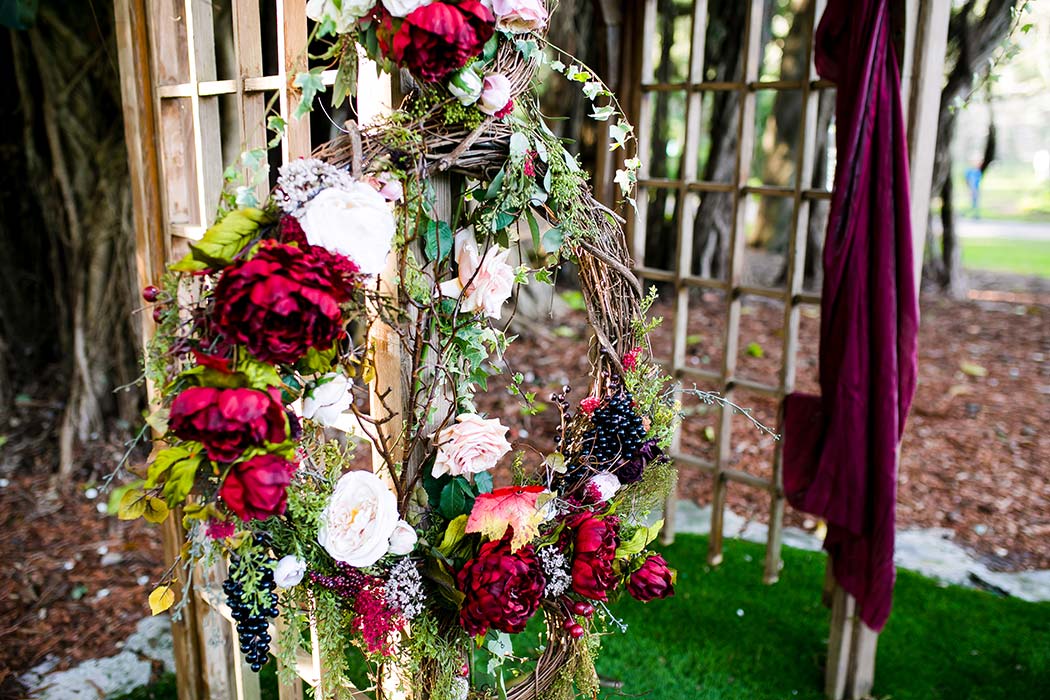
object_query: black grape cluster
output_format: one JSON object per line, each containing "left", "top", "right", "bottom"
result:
{"left": 223, "top": 536, "right": 279, "bottom": 673}
{"left": 567, "top": 391, "right": 646, "bottom": 481}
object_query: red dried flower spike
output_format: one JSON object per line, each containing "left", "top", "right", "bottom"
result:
{"left": 580, "top": 396, "right": 600, "bottom": 414}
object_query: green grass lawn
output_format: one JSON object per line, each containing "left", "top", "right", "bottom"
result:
{"left": 115, "top": 535, "right": 1050, "bottom": 700}
{"left": 960, "top": 237, "right": 1050, "bottom": 277}
{"left": 952, "top": 163, "right": 1050, "bottom": 223}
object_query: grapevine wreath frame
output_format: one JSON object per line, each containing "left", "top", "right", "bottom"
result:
{"left": 131, "top": 2, "right": 682, "bottom": 699}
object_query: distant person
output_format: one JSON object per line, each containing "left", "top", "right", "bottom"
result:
{"left": 965, "top": 159, "right": 983, "bottom": 218}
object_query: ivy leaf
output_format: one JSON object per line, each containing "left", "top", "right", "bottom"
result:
{"left": 423, "top": 220, "right": 454, "bottom": 263}
{"left": 589, "top": 105, "right": 616, "bottom": 122}
{"left": 492, "top": 211, "right": 516, "bottom": 232}
{"left": 148, "top": 585, "right": 175, "bottom": 616}
{"left": 293, "top": 68, "right": 327, "bottom": 119}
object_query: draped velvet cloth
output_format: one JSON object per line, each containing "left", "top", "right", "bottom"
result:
{"left": 781, "top": 0, "right": 918, "bottom": 631}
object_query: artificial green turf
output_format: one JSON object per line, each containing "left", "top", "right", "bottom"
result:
{"left": 112, "top": 534, "right": 1050, "bottom": 700}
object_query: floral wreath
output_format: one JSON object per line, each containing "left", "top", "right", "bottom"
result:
{"left": 127, "top": 1, "right": 678, "bottom": 698}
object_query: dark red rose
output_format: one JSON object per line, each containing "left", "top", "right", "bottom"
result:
{"left": 376, "top": 1, "right": 495, "bottom": 82}
{"left": 456, "top": 538, "right": 545, "bottom": 635}
{"left": 212, "top": 241, "right": 351, "bottom": 364}
{"left": 278, "top": 214, "right": 309, "bottom": 247}
{"left": 626, "top": 553, "right": 675, "bottom": 602}
{"left": 169, "top": 386, "right": 288, "bottom": 462}
{"left": 219, "top": 453, "right": 297, "bottom": 521}
{"left": 569, "top": 512, "right": 619, "bottom": 601}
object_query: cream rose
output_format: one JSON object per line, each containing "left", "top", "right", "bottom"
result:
{"left": 303, "top": 372, "right": 353, "bottom": 426}
{"left": 438, "top": 230, "right": 515, "bottom": 319}
{"left": 491, "top": 0, "right": 547, "bottom": 33}
{"left": 306, "top": 0, "right": 376, "bottom": 33}
{"left": 585, "top": 471, "right": 621, "bottom": 503}
{"left": 298, "top": 183, "right": 395, "bottom": 277}
{"left": 382, "top": 0, "right": 433, "bottom": 17}
{"left": 388, "top": 519, "right": 418, "bottom": 555}
{"left": 274, "top": 555, "right": 307, "bottom": 588}
{"left": 432, "top": 413, "right": 512, "bottom": 478}
{"left": 478, "top": 73, "right": 513, "bottom": 116}
{"left": 318, "top": 471, "right": 399, "bottom": 567}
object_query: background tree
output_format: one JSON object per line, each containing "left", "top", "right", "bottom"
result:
{"left": 927, "top": 0, "right": 1025, "bottom": 296}
{"left": 0, "top": 0, "right": 142, "bottom": 477}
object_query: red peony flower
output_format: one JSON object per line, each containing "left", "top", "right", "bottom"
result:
{"left": 219, "top": 453, "right": 297, "bottom": 521}
{"left": 456, "top": 537, "right": 545, "bottom": 635}
{"left": 169, "top": 386, "right": 288, "bottom": 463}
{"left": 375, "top": 1, "right": 495, "bottom": 82}
{"left": 627, "top": 553, "right": 676, "bottom": 602}
{"left": 568, "top": 512, "right": 619, "bottom": 601}
{"left": 212, "top": 241, "right": 351, "bottom": 364}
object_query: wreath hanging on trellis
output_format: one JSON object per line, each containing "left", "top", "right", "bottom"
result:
{"left": 129, "top": 1, "right": 681, "bottom": 698}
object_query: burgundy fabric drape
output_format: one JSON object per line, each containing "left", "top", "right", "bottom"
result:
{"left": 782, "top": 0, "right": 918, "bottom": 631}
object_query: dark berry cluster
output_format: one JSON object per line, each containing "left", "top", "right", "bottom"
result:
{"left": 309, "top": 561, "right": 367, "bottom": 600}
{"left": 223, "top": 536, "right": 279, "bottom": 672}
{"left": 567, "top": 391, "right": 646, "bottom": 481}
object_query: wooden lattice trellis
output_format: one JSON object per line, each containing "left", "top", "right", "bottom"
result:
{"left": 114, "top": 1, "right": 949, "bottom": 699}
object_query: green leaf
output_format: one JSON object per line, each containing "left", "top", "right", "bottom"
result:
{"left": 423, "top": 219, "right": 454, "bottom": 263}
{"left": 300, "top": 346, "right": 337, "bottom": 375}
{"left": 142, "top": 497, "right": 170, "bottom": 524}
{"left": 146, "top": 446, "right": 202, "bottom": 506}
{"left": 238, "top": 357, "right": 283, "bottom": 389}
{"left": 484, "top": 168, "right": 506, "bottom": 201}
{"left": 525, "top": 209, "right": 541, "bottom": 250}
{"left": 492, "top": 211, "right": 516, "bottom": 232}
{"left": 117, "top": 489, "right": 147, "bottom": 520}
{"left": 439, "top": 477, "right": 475, "bottom": 520}
{"left": 422, "top": 557, "right": 466, "bottom": 608}
{"left": 746, "top": 341, "right": 764, "bottom": 358}
{"left": 293, "top": 68, "right": 327, "bottom": 119}
{"left": 187, "top": 208, "right": 270, "bottom": 268}
{"left": 474, "top": 471, "right": 493, "bottom": 494}
{"left": 332, "top": 50, "right": 358, "bottom": 108}
{"left": 438, "top": 514, "right": 469, "bottom": 554}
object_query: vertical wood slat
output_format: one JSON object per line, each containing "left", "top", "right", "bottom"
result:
{"left": 662, "top": 0, "right": 709, "bottom": 543}
{"left": 277, "top": 0, "right": 310, "bottom": 161}
{"left": 763, "top": 0, "right": 823, "bottom": 585}
{"left": 231, "top": 0, "right": 268, "bottom": 201}
{"left": 185, "top": 0, "right": 224, "bottom": 221}
{"left": 709, "top": 0, "right": 765, "bottom": 567}
{"left": 628, "top": 0, "right": 659, "bottom": 274}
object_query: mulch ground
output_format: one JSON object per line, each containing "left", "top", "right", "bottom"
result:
{"left": 1, "top": 271, "right": 1047, "bottom": 683}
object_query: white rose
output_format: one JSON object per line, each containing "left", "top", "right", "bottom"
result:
{"left": 438, "top": 230, "right": 515, "bottom": 319}
{"left": 318, "top": 471, "right": 400, "bottom": 567}
{"left": 298, "top": 183, "right": 395, "bottom": 277}
{"left": 433, "top": 413, "right": 512, "bottom": 478}
{"left": 382, "top": 0, "right": 432, "bottom": 17}
{"left": 375, "top": 173, "right": 404, "bottom": 202}
{"left": 491, "top": 0, "right": 547, "bottom": 33}
{"left": 448, "top": 67, "right": 484, "bottom": 105}
{"left": 585, "top": 471, "right": 621, "bottom": 503}
{"left": 478, "top": 73, "right": 513, "bottom": 116}
{"left": 273, "top": 555, "right": 307, "bottom": 588}
{"left": 388, "top": 519, "right": 418, "bottom": 555}
{"left": 303, "top": 372, "right": 353, "bottom": 426}
{"left": 307, "top": 0, "right": 376, "bottom": 33}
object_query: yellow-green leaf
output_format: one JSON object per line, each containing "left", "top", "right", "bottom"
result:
{"left": 118, "top": 489, "right": 147, "bottom": 520}
{"left": 142, "top": 497, "right": 170, "bottom": 524}
{"left": 439, "top": 514, "right": 469, "bottom": 555}
{"left": 148, "top": 585, "right": 175, "bottom": 615}
{"left": 188, "top": 207, "right": 271, "bottom": 268}
{"left": 960, "top": 361, "right": 987, "bottom": 377}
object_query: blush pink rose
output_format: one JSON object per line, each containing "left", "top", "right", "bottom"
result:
{"left": 433, "top": 413, "right": 512, "bottom": 478}
{"left": 477, "top": 73, "right": 513, "bottom": 117}
{"left": 491, "top": 0, "right": 547, "bottom": 33}
{"left": 439, "top": 229, "right": 515, "bottom": 319}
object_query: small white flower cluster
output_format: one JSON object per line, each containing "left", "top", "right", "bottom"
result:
{"left": 274, "top": 158, "right": 354, "bottom": 214}
{"left": 385, "top": 557, "right": 425, "bottom": 620}
{"left": 538, "top": 547, "right": 571, "bottom": 599}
